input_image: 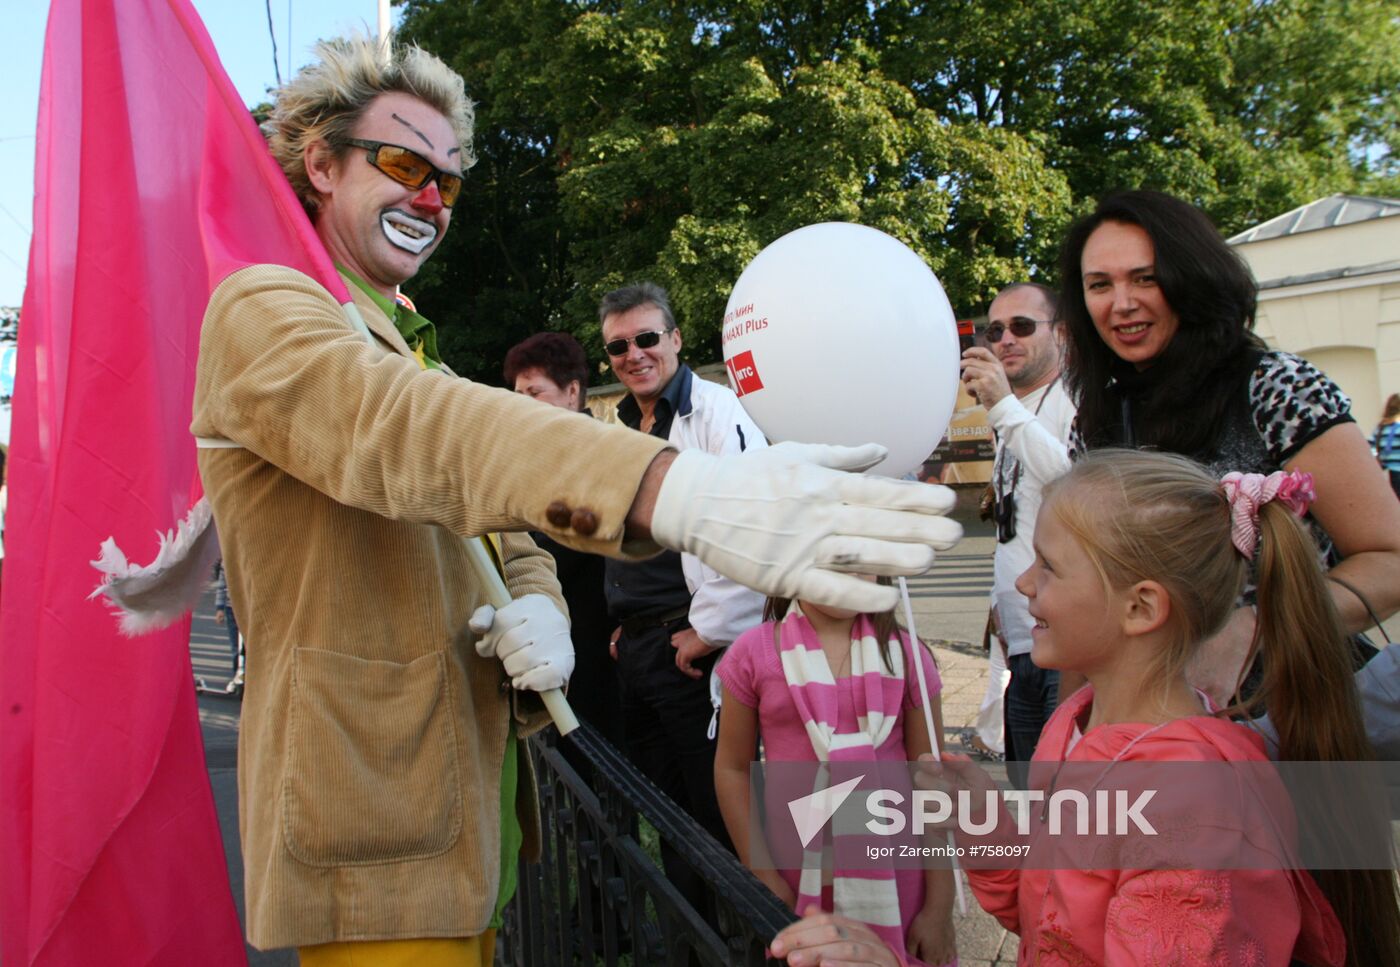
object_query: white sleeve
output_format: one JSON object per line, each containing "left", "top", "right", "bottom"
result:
{"left": 985, "top": 385, "right": 1074, "bottom": 485}
{"left": 684, "top": 387, "right": 768, "bottom": 647}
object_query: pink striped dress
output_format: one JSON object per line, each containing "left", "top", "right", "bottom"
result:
{"left": 716, "top": 609, "right": 943, "bottom": 964}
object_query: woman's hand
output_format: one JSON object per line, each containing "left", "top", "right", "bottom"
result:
{"left": 906, "top": 904, "right": 957, "bottom": 966}
{"left": 770, "top": 908, "right": 903, "bottom": 967}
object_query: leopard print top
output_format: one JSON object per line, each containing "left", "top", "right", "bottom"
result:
{"left": 1071, "top": 350, "right": 1353, "bottom": 564}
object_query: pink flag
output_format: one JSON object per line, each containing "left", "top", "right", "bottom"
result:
{"left": 1, "top": 0, "right": 346, "bottom": 962}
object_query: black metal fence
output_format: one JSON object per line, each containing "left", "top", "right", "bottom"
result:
{"left": 498, "top": 724, "right": 796, "bottom": 966}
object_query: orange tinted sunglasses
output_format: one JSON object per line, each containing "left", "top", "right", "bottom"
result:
{"left": 345, "top": 139, "right": 463, "bottom": 207}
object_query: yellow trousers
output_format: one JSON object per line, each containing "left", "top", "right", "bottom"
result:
{"left": 298, "top": 932, "right": 496, "bottom": 967}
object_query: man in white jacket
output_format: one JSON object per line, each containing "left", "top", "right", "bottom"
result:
{"left": 961, "top": 283, "right": 1082, "bottom": 771}
{"left": 599, "top": 282, "right": 764, "bottom": 904}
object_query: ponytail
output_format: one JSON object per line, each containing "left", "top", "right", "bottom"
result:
{"left": 1244, "top": 501, "right": 1363, "bottom": 762}
{"left": 1243, "top": 501, "right": 1400, "bottom": 965}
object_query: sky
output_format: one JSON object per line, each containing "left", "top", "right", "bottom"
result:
{"left": 0, "top": 0, "right": 397, "bottom": 308}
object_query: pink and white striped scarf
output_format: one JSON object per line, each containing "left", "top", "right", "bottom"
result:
{"left": 779, "top": 604, "right": 907, "bottom": 956}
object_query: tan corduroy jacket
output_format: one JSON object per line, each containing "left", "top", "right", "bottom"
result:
{"left": 191, "top": 265, "right": 668, "bottom": 950}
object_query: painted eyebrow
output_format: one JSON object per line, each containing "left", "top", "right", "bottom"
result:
{"left": 391, "top": 112, "right": 435, "bottom": 151}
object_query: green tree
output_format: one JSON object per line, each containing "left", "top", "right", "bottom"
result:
{"left": 881, "top": 0, "right": 1400, "bottom": 230}
{"left": 396, "top": 0, "right": 582, "bottom": 382}
{"left": 396, "top": 0, "right": 1397, "bottom": 381}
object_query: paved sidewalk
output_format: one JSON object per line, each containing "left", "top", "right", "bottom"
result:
{"left": 191, "top": 605, "right": 294, "bottom": 967}
{"left": 193, "top": 493, "right": 1016, "bottom": 965}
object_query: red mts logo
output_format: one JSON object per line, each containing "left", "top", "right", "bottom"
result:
{"left": 726, "top": 350, "right": 765, "bottom": 397}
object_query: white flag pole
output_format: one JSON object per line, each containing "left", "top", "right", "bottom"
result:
{"left": 377, "top": 0, "right": 391, "bottom": 47}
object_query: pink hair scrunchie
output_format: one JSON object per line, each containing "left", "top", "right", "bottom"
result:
{"left": 1220, "top": 470, "right": 1316, "bottom": 558}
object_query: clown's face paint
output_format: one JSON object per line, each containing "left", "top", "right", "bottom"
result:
{"left": 381, "top": 209, "right": 438, "bottom": 255}
{"left": 311, "top": 91, "right": 462, "bottom": 298}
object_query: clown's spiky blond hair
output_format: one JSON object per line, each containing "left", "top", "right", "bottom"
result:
{"left": 268, "top": 34, "right": 474, "bottom": 215}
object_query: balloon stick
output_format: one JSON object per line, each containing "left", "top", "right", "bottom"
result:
{"left": 898, "top": 575, "right": 968, "bottom": 917}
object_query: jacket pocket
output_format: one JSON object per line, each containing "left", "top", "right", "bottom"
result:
{"left": 283, "top": 648, "right": 462, "bottom": 866}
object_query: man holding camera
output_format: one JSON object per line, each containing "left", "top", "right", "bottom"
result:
{"left": 960, "top": 283, "right": 1080, "bottom": 766}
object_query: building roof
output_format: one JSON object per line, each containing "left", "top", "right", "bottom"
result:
{"left": 1255, "top": 258, "right": 1400, "bottom": 291}
{"left": 1227, "top": 193, "right": 1400, "bottom": 244}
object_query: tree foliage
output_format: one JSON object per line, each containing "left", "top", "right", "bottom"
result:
{"left": 395, "top": 0, "right": 1399, "bottom": 383}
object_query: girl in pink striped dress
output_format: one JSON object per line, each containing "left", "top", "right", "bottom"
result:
{"left": 715, "top": 589, "right": 957, "bottom": 967}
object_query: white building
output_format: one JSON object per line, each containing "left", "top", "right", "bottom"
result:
{"left": 1228, "top": 194, "right": 1400, "bottom": 429}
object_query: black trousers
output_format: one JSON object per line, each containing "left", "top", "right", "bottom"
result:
{"left": 615, "top": 615, "right": 733, "bottom": 914}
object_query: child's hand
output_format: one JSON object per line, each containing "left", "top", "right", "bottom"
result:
{"left": 914, "top": 752, "right": 999, "bottom": 829}
{"left": 770, "top": 908, "right": 903, "bottom": 967}
{"left": 906, "top": 905, "right": 957, "bottom": 966}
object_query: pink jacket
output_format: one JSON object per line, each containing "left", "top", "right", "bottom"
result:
{"left": 966, "top": 687, "right": 1344, "bottom": 966}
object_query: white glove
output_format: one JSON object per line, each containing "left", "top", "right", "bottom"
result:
{"left": 470, "top": 594, "right": 576, "bottom": 692}
{"left": 650, "top": 442, "right": 962, "bottom": 614}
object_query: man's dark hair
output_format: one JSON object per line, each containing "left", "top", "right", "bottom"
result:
{"left": 1057, "top": 189, "right": 1264, "bottom": 456}
{"left": 992, "top": 282, "right": 1061, "bottom": 322}
{"left": 598, "top": 282, "right": 677, "bottom": 331}
{"left": 502, "top": 332, "right": 590, "bottom": 410}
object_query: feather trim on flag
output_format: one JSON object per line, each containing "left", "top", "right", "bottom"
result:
{"left": 89, "top": 497, "right": 221, "bottom": 635}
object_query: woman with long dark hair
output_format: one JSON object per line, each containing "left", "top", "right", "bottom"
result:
{"left": 1048, "top": 192, "right": 1400, "bottom": 966}
{"left": 1056, "top": 190, "right": 1400, "bottom": 701}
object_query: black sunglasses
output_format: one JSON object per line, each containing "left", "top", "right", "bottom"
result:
{"left": 985, "top": 318, "right": 1049, "bottom": 343}
{"left": 604, "top": 328, "right": 674, "bottom": 357}
{"left": 344, "top": 139, "right": 464, "bottom": 208}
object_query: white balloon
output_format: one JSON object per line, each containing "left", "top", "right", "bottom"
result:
{"left": 720, "top": 223, "right": 960, "bottom": 477}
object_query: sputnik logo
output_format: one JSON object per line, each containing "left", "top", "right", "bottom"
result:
{"left": 787, "top": 774, "right": 865, "bottom": 848}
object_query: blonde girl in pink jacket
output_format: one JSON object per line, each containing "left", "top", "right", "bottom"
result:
{"left": 930, "top": 449, "right": 1398, "bottom": 966}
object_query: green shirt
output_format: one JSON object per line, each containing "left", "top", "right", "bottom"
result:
{"left": 493, "top": 723, "right": 522, "bottom": 929}
{"left": 336, "top": 266, "right": 443, "bottom": 370}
